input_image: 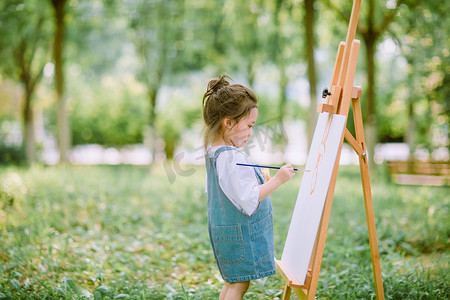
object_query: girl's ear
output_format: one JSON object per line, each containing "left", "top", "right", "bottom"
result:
{"left": 222, "top": 117, "right": 235, "bottom": 130}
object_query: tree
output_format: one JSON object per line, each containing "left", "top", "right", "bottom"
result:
{"left": 0, "top": 0, "right": 53, "bottom": 164}
{"left": 124, "top": 0, "right": 185, "bottom": 163}
{"left": 49, "top": 0, "right": 70, "bottom": 164}
{"left": 304, "top": 0, "right": 318, "bottom": 146}
{"left": 392, "top": 1, "right": 449, "bottom": 157}
{"left": 264, "top": 0, "right": 303, "bottom": 118}
{"left": 322, "top": 0, "right": 411, "bottom": 167}
{"left": 226, "top": 0, "right": 264, "bottom": 86}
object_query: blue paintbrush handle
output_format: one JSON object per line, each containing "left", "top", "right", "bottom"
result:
{"left": 236, "top": 163, "right": 309, "bottom": 172}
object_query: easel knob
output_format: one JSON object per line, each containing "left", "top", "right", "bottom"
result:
{"left": 322, "top": 88, "right": 331, "bottom": 99}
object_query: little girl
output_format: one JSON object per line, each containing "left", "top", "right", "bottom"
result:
{"left": 202, "top": 74, "right": 295, "bottom": 300}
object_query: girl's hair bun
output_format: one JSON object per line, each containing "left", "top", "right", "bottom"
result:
{"left": 203, "top": 74, "right": 231, "bottom": 105}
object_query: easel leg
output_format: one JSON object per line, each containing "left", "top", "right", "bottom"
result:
{"left": 352, "top": 97, "right": 385, "bottom": 300}
{"left": 282, "top": 284, "right": 292, "bottom": 300}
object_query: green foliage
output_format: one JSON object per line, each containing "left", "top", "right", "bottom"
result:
{"left": 389, "top": 1, "right": 450, "bottom": 149}
{"left": 0, "top": 0, "right": 53, "bottom": 80}
{"left": 0, "top": 0, "right": 54, "bottom": 163}
{"left": 375, "top": 55, "right": 409, "bottom": 143}
{"left": 0, "top": 0, "right": 448, "bottom": 158}
{"left": 0, "top": 144, "right": 25, "bottom": 165}
{"left": 65, "top": 0, "right": 132, "bottom": 79}
{"left": 69, "top": 79, "right": 147, "bottom": 146}
{"left": 0, "top": 165, "right": 448, "bottom": 298}
{"left": 156, "top": 94, "right": 202, "bottom": 160}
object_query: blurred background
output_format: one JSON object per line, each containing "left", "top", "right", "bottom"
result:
{"left": 0, "top": 1, "right": 449, "bottom": 298}
{"left": 0, "top": 0, "right": 448, "bottom": 168}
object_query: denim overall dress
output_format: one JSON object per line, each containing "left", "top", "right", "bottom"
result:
{"left": 206, "top": 146, "right": 276, "bottom": 283}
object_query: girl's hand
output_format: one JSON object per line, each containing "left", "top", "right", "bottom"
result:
{"left": 258, "top": 164, "right": 295, "bottom": 201}
{"left": 274, "top": 164, "right": 295, "bottom": 184}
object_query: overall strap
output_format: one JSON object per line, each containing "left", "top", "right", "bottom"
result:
{"left": 212, "top": 146, "right": 266, "bottom": 184}
{"left": 212, "top": 145, "right": 237, "bottom": 160}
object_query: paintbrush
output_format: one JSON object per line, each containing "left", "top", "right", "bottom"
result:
{"left": 236, "top": 163, "right": 310, "bottom": 172}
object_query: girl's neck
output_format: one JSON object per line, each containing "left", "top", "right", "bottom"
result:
{"left": 211, "top": 136, "right": 235, "bottom": 148}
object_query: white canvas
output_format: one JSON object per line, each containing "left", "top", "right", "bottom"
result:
{"left": 281, "top": 112, "right": 346, "bottom": 285}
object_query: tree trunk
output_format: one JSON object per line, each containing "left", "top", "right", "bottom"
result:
{"left": 406, "top": 97, "right": 415, "bottom": 159}
{"left": 16, "top": 47, "right": 37, "bottom": 165}
{"left": 273, "top": 0, "right": 285, "bottom": 125}
{"left": 16, "top": 45, "right": 40, "bottom": 165}
{"left": 23, "top": 91, "right": 35, "bottom": 164}
{"left": 148, "top": 88, "right": 158, "bottom": 165}
{"left": 278, "top": 68, "right": 288, "bottom": 122}
{"left": 304, "top": 0, "right": 318, "bottom": 147}
{"left": 404, "top": 57, "right": 415, "bottom": 159}
{"left": 363, "top": 0, "right": 377, "bottom": 169}
{"left": 364, "top": 34, "right": 377, "bottom": 168}
{"left": 247, "top": 62, "right": 255, "bottom": 88}
{"left": 51, "top": 0, "right": 70, "bottom": 164}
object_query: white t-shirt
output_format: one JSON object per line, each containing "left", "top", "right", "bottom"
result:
{"left": 206, "top": 146, "right": 260, "bottom": 216}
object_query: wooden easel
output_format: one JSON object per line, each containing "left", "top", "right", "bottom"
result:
{"left": 275, "top": 0, "right": 385, "bottom": 299}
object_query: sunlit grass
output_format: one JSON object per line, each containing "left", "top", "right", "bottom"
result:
{"left": 0, "top": 164, "right": 448, "bottom": 299}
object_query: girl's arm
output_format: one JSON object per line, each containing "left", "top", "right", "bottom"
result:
{"left": 258, "top": 164, "right": 295, "bottom": 201}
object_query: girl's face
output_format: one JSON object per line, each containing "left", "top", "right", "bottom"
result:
{"left": 225, "top": 107, "right": 258, "bottom": 148}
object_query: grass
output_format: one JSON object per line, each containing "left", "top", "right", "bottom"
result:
{"left": 0, "top": 164, "right": 448, "bottom": 299}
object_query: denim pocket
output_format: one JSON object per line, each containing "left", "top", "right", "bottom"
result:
{"left": 249, "top": 212, "right": 274, "bottom": 263}
{"left": 213, "top": 225, "right": 245, "bottom": 265}
{"left": 250, "top": 212, "right": 273, "bottom": 239}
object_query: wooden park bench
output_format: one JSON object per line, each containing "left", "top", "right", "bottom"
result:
{"left": 387, "top": 160, "right": 450, "bottom": 186}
